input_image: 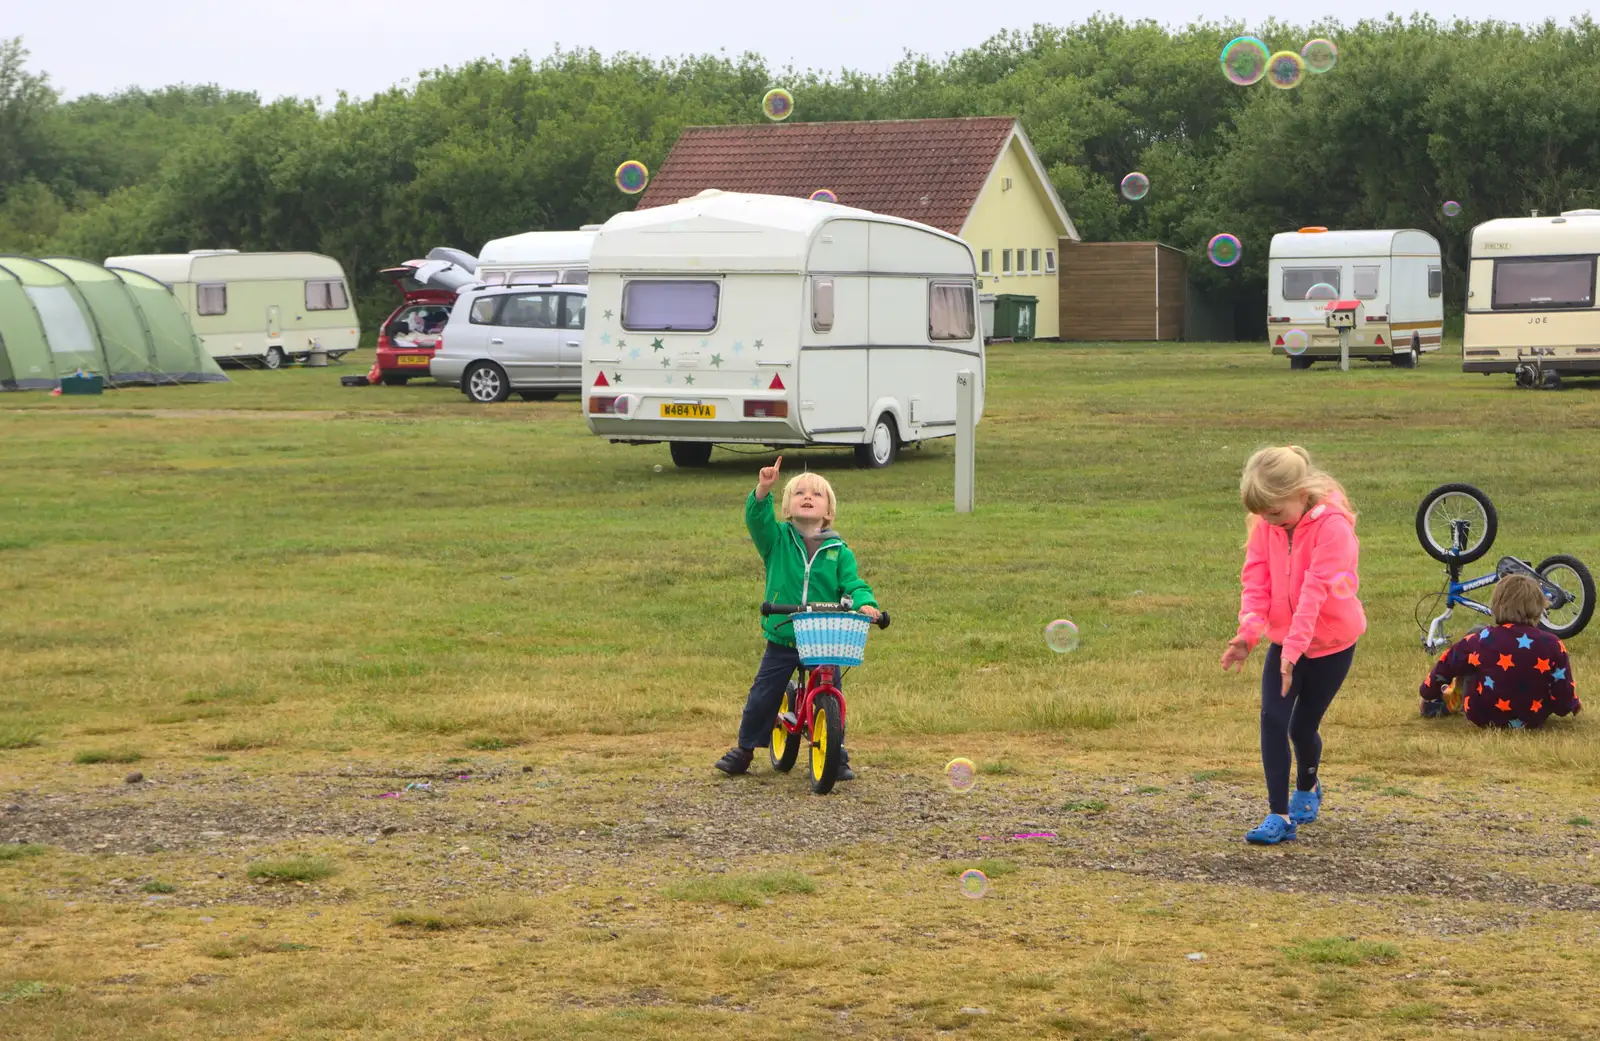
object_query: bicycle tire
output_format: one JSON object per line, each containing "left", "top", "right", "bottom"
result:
{"left": 1416, "top": 483, "right": 1498, "bottom": 565}
{"left": 1537, "top": 554, "right": 1596, "bottom": 640}
{"left": 808, "top": 693, "right": 844, "bottom": 795}
{"left": 769, "top": 683, "right": 801, "bottom": 773}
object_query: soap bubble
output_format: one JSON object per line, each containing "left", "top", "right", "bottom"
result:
{"left": 1221, "top": 37, "right": 1270, "bottom": 86}
{"left": 1044, "top": 619, "right": 1080, "bottom": 653}
{"left": 1331, "top": 571, "right": 1359, "bottom": 599}
{"left": 946, "top": 757, "right": 977, "bottom": 793}
{"left": 653, "top": 464, "right": 664, "bottom": 473}
{"left": 612, "top": 393, "right": 636, "bottom": 416}
{"left": 1283, "top": 329, "right": 1310, "bottom": 356}
{"left": 762, "top": 88, "right": 794, "bottom": 121}
{"left": 959, "top": 869, "right": 988, "bottom": 899}
{"left": 1302, "top": 38, "right": 1338, "bottom": 74}
{"left": 1120, "top": 172, "right": 1150, "bottom": 201}
{"left": 809, "top": 188, "right": 837, "bottom": 203}
{"left": 1442, "top": 200, "right": 1462, "bottom": 218}
{"left": 1266, "top": 51, "right": 1306, "bottom": 89}
{"left": 1304, "top": 282, "right": 1338, "bottom": 302}
{"left": 614, "top": 161, "right": 649, "bottom": 195}
{"left": 1208, "top": 234, "right": 1242, "bottom": 268}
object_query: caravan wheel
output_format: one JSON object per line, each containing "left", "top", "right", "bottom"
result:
{"left": 855, "top": 414, "right": 899, "bottom": 469}
{"left": 263, "top": 346, "right": 286, "bottom": 370}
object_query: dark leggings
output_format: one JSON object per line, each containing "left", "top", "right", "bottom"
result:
{"left": 737, "top": 641, "right": 849, "bottom": 764}
{"left": 1260, "top": 643, "right": 1356, "bottom": 815}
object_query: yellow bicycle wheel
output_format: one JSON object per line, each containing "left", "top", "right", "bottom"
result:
{"left": 809, "top": 692, "right": 843, "bottom": 794}
{"left": 769, "top": 685, "right": 800, "bottom": 773}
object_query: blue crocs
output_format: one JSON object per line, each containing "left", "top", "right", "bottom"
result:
{"left": 1288, "top": 782, "right": 1323, "bottom": 825}
{"left": 1245, "top": 814, "right": 1297, "bottom": 845}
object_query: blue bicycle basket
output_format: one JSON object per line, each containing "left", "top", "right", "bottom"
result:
{"left": 791, "top": 611, "right": 872, "bottom": 667}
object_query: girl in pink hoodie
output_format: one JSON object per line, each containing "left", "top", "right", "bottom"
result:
{"left": 1220, "top": 446, "right": 1366, "bottom": 845}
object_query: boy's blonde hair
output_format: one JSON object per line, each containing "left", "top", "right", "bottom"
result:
{"left": 1492, "top": 574, "right": 1546, "bottom": 627}
{"left": 780, "top": 471, "right": 837, "bottom": 523}
{"left": 1240, "top": 445, "right": 1356, "bottom": 519}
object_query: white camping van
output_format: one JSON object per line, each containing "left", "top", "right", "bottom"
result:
{"left": 1267, "top": 229, "right": 1443, "bottom": 368}
{"left": 104, "top": 251, "right": 359, "bottom": 368}
{"left": 475, "top": 228, "right": 600, "bottom": 287}
{"left": 582, "top": 190, "right": 985, "bottom": 468}
{"left": 1463, "top": 210, "right": 1600, "bottom": 385}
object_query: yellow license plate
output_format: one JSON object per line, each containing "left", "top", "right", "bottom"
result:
{"left": 397, "top": 354, "right": 430, "bottom": 365}
{"left": 660, "top": 403, "right": 715, "bottom": 419}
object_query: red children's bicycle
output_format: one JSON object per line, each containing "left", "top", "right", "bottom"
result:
{"left": 760, "top": 598, "right": 891, "bottom": 795}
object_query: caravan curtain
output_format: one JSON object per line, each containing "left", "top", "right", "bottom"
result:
{"left": 929, "top": 283, "right": 975, "bottom": 341}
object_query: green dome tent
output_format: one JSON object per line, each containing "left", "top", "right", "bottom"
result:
{"left": 0, "top": 255, "right": 227, "bottom": 390}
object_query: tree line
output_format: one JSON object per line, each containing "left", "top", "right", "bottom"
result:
{"left": 2, "top": 19, "right": 1598, "bottom": 336}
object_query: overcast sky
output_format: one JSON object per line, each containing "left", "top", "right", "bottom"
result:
{"left": 13, "top": 0, "right": 1597, "bottom": 101}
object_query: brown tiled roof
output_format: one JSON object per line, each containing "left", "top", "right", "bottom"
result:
{"left": 637, "top": 117, "right": 1019, "bottom": 236}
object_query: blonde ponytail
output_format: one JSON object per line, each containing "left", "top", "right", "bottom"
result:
{"left": 1240, "top": 445, "right": 1355, "bottom": 521}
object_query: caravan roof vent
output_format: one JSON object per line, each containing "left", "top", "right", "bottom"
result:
{"left": 579, "top": 224, "right": 604, "bottom": 231}
{"left": 188, "top": 248, "right": 240, "bottom": 255}
{"left": 694, "top": 189, "right": 724, "bottom": 198}
{"left": 1298, "top": 226, "right": 1328, "bottom": 233}
{"left": 1560, "top": 209, "right": 1600, "bottom": 217}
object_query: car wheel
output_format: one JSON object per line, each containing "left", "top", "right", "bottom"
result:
{"left": 380, "top": 373, "right": 409, "bottom": 386}
{"left": 263, "top": 346, "right": 286, "bottom": 370}
{"left": 519, "top": 390, "right": 559, "bottom": 401}
{"left": 464, "top": 362, "right": 510, "bottom": 403}
{"left": 669, "top": 441, "right": 713, "bottom": 468}
{"left": 854, "top": 413, "right": 899, "bottom": 468}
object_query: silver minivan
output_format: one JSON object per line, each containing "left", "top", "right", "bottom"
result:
{"left": 431, "top": 284, "right": 587, "bottom": 402}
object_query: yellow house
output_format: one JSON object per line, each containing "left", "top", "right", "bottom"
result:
{"left": 640, "top": 116, "right": 1079, "bottom": 338}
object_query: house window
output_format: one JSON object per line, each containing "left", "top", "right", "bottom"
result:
{"left": 196, "top": 283, "right": 227, "bottom": 316}
{"left": 1353, "top": 265, "right": 1381, "bottom": 300}
{"left": 979, "top": 250, "right": 992, "bottom": 275}
{"left": 929, "top": 282, "right": 975, "bottom": 341}
{"left": 811, "top": 278, "right": 834, "bottom": 332}
{"left": 622, "top": 280, "right": 720, "bottom": 331}
{"left": 1428, "top": 266, "right": 1442, "bottom": 298}
{"left": 1016, "top": 246, "right": 1027, "bottom": 273}
{"left": 305, "top": 279, "right": 349, "bottom": 311}
{"left": 1031, "top": 249, "right": 1042, "bottom": 274}
{"left": 1001, "top": 250, "right": 1012, "bottom": 274}
{"left": 1045, "top": 249, "right": 1057, "bottom": 273}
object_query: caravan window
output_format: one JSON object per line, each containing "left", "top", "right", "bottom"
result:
{"left": 305, "top": 279, "right": 349, "bottom": 311}
{"left": 1283, "top": 267, "right": 1341, "bottom": 302}
{"left": 929, "top": 282, "right": 976, "bottom": 341}
{"left": 508, "top": 269, "right": 559, "bottom": 286}
{"left": 1353, "top": 265, "right": 1380, "bottom": 300}
{"left": 811, "top": 278, "right": 834, "bottom": 333}
{"left": 560, "top": 269, "right": 589, "bottom": 285}
{"left": 196, "top": 283, "right": 227, "bottom": 316}
{"left": 1428, "top": 266, "right": 1443, "bottom": 298}
{"left": 1492, "top": 256, "right": 1597, "bottom": 310}
{"left": 622, "top": 280, "right": 719, "bottom": 332}
{"left": 481, "top": 271, "right": 507, "bottom": 286}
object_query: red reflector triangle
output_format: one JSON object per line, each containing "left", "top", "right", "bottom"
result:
{"left": 1275, "top": 335, "right": 1284, "bottom": 346}
{"left": 1374, "top": 334, "right": 1385, "bottom": 346}
{"left": 769, "top": 373, "right": 785, "bottom": 391}
{"left": 593, "top": 371, "right": 609, "bottom": 387}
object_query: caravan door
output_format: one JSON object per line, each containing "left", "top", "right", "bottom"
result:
{"left": 798, "top": 275, "right": 869, "bottom": 439}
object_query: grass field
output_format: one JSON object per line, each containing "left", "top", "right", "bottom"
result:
{"left": 3, "top": 344, "right": 1600, "bottom": 1039}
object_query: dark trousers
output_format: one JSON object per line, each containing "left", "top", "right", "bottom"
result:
{"left": 1260, "top": 642, "right": 1356, "bottom": 815}
{"left": 737, "top": 641, "right": 848, "bottom": 763}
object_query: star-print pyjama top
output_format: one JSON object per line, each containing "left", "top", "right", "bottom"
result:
{"left": 1420, "top": 622, "right": 1579, "bottom": 729}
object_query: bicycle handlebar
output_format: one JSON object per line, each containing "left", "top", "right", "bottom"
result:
{"left": 761, "top": 600, "right": 891, "bottom": 630}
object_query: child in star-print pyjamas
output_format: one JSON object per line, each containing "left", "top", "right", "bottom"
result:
{"left": 1420, "top": 575, "right": 1580, "bottom": 728}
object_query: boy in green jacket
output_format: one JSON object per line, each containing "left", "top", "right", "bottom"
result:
{"left": 715, "top": 456, "right": 880, "bottom": 778}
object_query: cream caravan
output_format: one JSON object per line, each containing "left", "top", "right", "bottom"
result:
{"left": 105, "top": 251, "right": 358, "bottom": 368}
{"left": 1267, "top": 228, "right": 1443, "bottom": 368}
{"left": 582, "top": 190, "right": 985, "bottom": 468}
{"left": 1464, "top": 210, "right": 1600, "bottom": 386}
{"left": 475, "top": 228, "right": 600, "bottom": 287}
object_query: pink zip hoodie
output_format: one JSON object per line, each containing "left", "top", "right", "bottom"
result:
{"left": 1236, "top": 494, "right": 1366, "bottom": 664}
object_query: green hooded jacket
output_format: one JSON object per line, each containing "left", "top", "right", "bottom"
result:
{"left": 746, "top": 489, "right": 877, "bottom": 647}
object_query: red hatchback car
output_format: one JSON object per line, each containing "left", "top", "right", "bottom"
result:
{"left": 373, "top": 250, "right": 479, "bottom": 384}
